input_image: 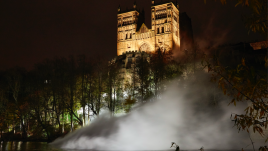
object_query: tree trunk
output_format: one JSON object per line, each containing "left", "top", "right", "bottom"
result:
{"left": 113, "top": 88, "right": 116, "bottom": 115}
{"left": 70, "top": 113, "right": 73, "bottom": 132}
{"left": 83, "top": 106, "right": 85, "bottom": 126}
{"left": 82, "top": 74, "right": 85, "bottom": 126}
{"left": 70, "top": 82, "right": 74, "bottom": 132}
{"left": 56, "top": 115, "right": 61, "bottom": 134}
{"left": 35, "top": 109, "right": 51, "bottom": 142}
{"left": 97, "top": 75, "right": 101, "bottom": 115}
{"left": 20, "top": 117, "right": 27, "bottom": 140}
{"left": 87, "top": 102, "right": 90, "bottom": 125}
{"left": 62, "top": 113, "right": 64, "bottom": 133}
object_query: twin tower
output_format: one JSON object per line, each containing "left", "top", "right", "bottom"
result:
{"left": 117, "top": 0, "right": 181, "bottom": 56}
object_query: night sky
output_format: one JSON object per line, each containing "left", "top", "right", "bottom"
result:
{"left": 0, "top": 0, "right": 264, "bottom": 70}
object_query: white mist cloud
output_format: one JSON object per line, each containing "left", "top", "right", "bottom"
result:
{"left": 50, "top": 72, "right": 256, "bottom": 150}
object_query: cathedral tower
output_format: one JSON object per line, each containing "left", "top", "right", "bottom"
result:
{"left": 117, "top": 3, "right": 141, "bottom": 56}
{"left": 151, "top": 1, "right": 180, "bottom": 51}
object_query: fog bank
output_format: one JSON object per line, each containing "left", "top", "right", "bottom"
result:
{"left": 51, "top": 72, "right": 255, "bottom": 150}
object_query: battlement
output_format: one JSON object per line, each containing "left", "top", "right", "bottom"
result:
{"left": 122, "top": 50, "right": 148, "bottom": 55}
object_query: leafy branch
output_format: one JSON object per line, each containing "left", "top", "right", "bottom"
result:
{"left": 203, "top": 55, "right": 268, "bottom": 142}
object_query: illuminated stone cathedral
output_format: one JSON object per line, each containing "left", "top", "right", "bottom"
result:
{"left": 111, "top": 0, "right": 194, "bottom": 82}
{"left": 117, "top": 0, "right": 181, "bottom": 55}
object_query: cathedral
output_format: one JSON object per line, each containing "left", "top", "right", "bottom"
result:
{"left": 111, "top": 0, "right": 194, "bottom": 81}
{"left": 117, "top": 0, "right": 194, "bottom": 56}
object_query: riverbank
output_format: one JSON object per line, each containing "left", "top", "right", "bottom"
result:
{"left": 0, "top": 132, "right": 68, "bottom": 143}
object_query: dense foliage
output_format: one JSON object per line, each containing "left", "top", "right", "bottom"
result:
{"left": 0, "top": 50, "right": 185, "bottom": 142}
{"left": 203, "top": 50, "right": 267, "bottom": 150}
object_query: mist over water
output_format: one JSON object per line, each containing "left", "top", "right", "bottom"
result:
{"left": 50, "top": 73, "right": 253, "bottom": 150}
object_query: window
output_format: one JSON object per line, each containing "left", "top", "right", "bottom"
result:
{"left": 162, "top": 27, "right": 164, "bottom": 33}
{"left": 174, "top": 16, "right": 177, "bottom": 22}
{"left": 130, "top": 33, "right": 132, "bottom": 39}
{"left": 157, "top": 28, "right": 159, "bottom": 34}
{"left": 126, "top": 34, "right": 128, "bottom": 39}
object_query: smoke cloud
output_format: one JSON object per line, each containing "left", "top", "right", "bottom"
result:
{"left": 50, "top": 72, "right": 256, "bottom": 150}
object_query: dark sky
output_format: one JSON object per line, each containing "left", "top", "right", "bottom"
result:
{"left": 0, "top": 0, "right": 264, "bottom": 70}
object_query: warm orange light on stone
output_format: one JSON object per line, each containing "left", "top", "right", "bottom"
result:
{"left": 250, "top": 41, "right": 268, "bottom": 50}
{"left": 117, "top": 2, "right": 180, "bottom": 56}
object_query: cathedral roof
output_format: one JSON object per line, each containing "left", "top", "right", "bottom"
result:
{"left": 137, "top": 23, "right": 149, "bottom": 33}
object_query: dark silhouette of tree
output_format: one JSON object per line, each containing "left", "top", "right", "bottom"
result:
{"left": 136, "top": 53, "right": 151, "bottom": 101}
{"left": 5, "top": 67, "right": 28, "bottom": 140}
{"left": 106, "top": 61, "right": 122, "bottom": 115}
{"left": 77, "top": 54, "right": 88, "bottom": 126}
{"left": 203, "top": 51, "right": 267, "bottom": 150}
{"left": 149, "top": 47, "right": 174, "bottom": 98}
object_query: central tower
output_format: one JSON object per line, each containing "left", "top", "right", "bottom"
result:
{"left": 117, "top": 1, "right": 180, "bottom": 56}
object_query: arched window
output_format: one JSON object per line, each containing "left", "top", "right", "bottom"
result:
{"left": 162, "top": 27, "right": 164, "bottom": 33}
